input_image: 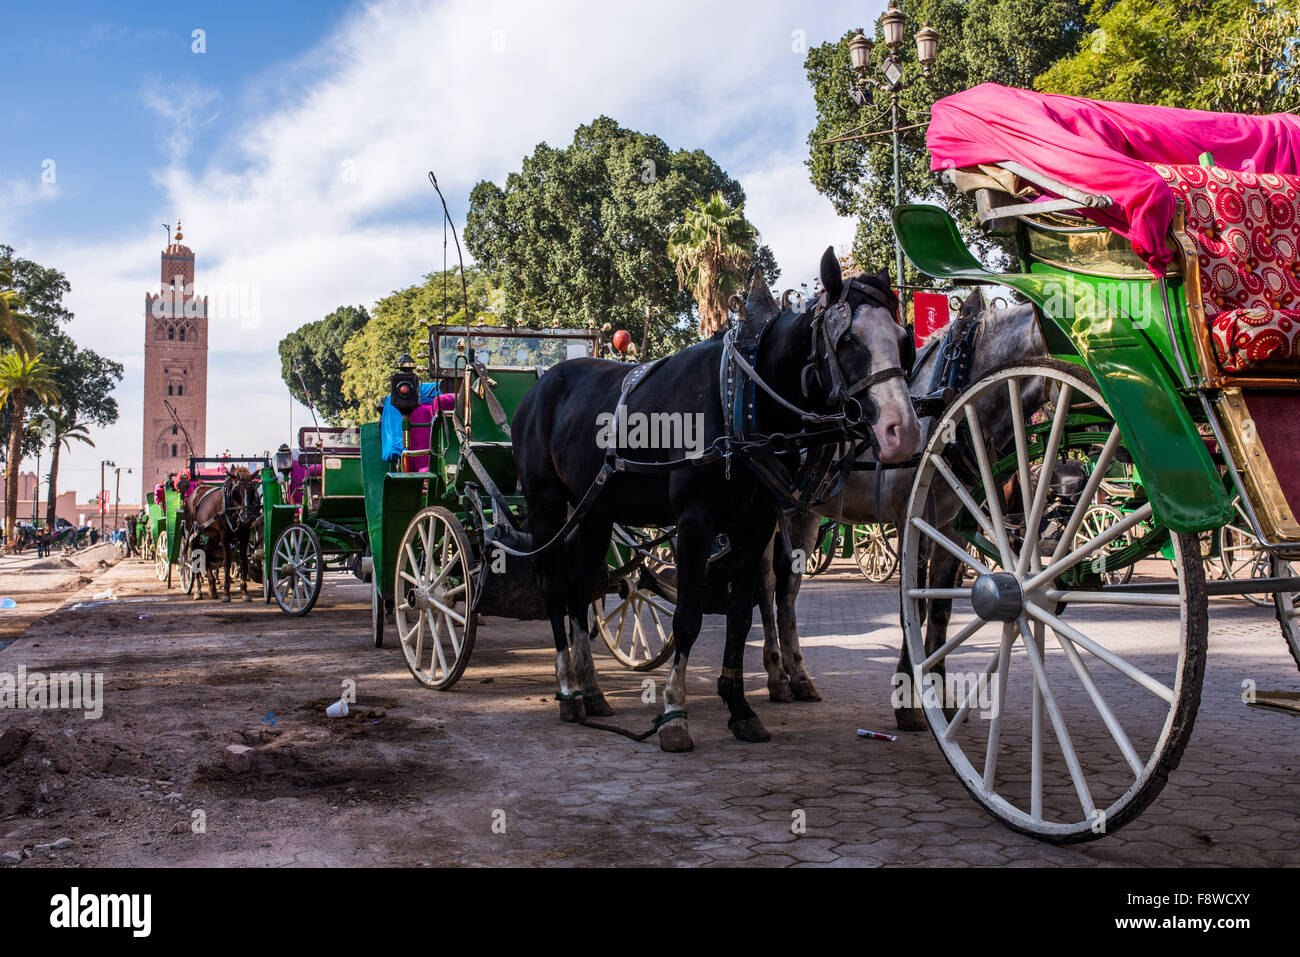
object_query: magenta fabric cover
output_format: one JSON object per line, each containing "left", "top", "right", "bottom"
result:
{"left": 927, "top": 84, "right": 1300, "bottom": 273}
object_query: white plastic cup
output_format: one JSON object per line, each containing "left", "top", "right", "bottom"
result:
{"left": 325, "top": 698, "right": 349, "bottom": 718}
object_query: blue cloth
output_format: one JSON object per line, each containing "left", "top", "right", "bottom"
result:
{"left": 380, "top": 382, "right": 441, "bottom": 462}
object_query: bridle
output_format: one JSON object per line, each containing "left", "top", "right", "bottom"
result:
{"left": 803, "top": 274, "right": 909, "bottom": 423}
{"left": 221, "top": 472, "right": 260, "bottom": 532}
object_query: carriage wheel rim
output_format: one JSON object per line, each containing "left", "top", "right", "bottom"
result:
{"left": 394, "top": 508, "right": 474, "bottom": 689}
{"left": 593, "top": 587, "right": 676, "bottom": 669}
{"left": 900, "top": 362, "right": 1204, "bottom": 840}
{"left": 271, "top": 526, "right": 321, "bottom": 614}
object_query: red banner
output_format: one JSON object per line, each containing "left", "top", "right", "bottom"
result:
{"left": 99, "top": 491, "right": 110, "bottom": 514}
{"left": 912, "top": 291, "right": 950, "bottom": 348}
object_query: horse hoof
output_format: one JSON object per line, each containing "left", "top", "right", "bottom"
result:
{"left": 767, "top": 679, "right": 794, "bottom": 703}
{"left": 558, "top": 698, "right": 586, "bottom": 723}
{"left": 583, "top": 693, "right": 615, "bottom": 717}
{"left": 221, "top": 594, "right": 231, "bottom": 604}
{"left": 790, "top": 679, "right": 822, "bottom": 702}
{"left": 728, "top": 716, "right": 771, "bottom": 743}
{"left": 658, "top": 724, "right": 693, "bottom": 753}
{"left": 242, "top": 593, "right": 252, "bottom": 603}
{"left": 894, "top": 707, "right": 927, "bottom": 732}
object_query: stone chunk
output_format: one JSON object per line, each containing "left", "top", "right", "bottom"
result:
{"left": 224, "top": 744, "right": 255, "bottom": 773}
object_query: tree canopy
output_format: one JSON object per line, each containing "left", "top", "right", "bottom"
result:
{"left": 278, "top": 304, "right": 370, "bottom": 426}
{"left": 1036, "top": 0, "right": 1300, "bottom": 114}
{"left": 805, "top": 1, "right": 1087, "bottom": 282}
{"left": 466, "top": 116, "right": 777, "bottom": 357}
{"left": 339, "top": 266, "right": 498, "bottom": 420}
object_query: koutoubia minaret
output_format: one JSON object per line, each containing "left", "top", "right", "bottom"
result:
{"left": 141, "top": 220, "right": 208, "bottom": 503}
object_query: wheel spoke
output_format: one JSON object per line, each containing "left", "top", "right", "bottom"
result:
{"left": 1025, "top": 502, "right": 1153, "bottom": 592}
{"left": 1048, "top": 426, "right": 1124, "bottom": 567}
{"left": 922, "top": 615, "right": 991, "bottom": 671}
{"left": 1017, "top": 617, "right": 1096, "bottom": 820}
{"left": 1049, "top": 619, "right": 1144, "bottom": 778}
{"left": 962, "top": 403, "right": 1018, "bottom": 570}
{"left": 981, "top": 623, "right": 1015, "bottom": 792}
{"left": 1023, "top": 600, "right": 1174, "bottom": 703}
{"left": 1018, "top": 384, "right": 1073, "bottom": 577}
{"left": 910, "top": 516, "right": 991, "bottom": 576}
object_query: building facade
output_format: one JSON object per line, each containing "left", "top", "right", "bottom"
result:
{"left": 140, "top": 222, "right": 207, "bottom": 503}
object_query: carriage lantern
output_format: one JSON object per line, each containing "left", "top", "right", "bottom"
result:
{"left": 390, "top": 353, "right": 422, "bottom": 416}
{"left": 914, "top": 22, "right": 939, "bottom": 67}
{"left": 848, "top": 31, "right": 872, "bottom": 72}
{"left": 274, "top": 443, "right": 293, "bottom": 475}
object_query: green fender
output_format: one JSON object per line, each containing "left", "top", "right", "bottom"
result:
{"left": 892, "top": 203, "right": 1232, "bottom": 533}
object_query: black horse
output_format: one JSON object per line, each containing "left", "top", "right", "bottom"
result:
{"left": 513, "top": 250, "right": 921, "bottom": 751}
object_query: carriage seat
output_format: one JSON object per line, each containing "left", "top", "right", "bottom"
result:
{"left": 1155, "top": 163, "right": 1300, "bottom": 373}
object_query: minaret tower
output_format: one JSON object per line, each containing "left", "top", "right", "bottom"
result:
{"left": 141, "top": 219, "right": 208, "bottom": 503}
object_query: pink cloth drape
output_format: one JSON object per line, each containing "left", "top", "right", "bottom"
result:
{"left": 926, "top": 84, "right": 1300, "bottom": 273}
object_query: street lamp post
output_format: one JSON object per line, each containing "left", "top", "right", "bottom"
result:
{"left": 113, "top": 466, "right": 131, "bottom": 537}
{"left": 846, "top": 1, "right": 940, "bottom": 287}
{"left": 100, "top": 459, "right": 115, "bottom": 538}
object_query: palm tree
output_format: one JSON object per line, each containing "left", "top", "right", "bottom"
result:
{"left": 34, "top": 407, "right": 93, "bottom": 527}
{"left": 668, "top": 192, "right": 758, "bottom": 338}
{"left": 0, "top": 352, "right": 60, "bottom": 544}
{"left": 0, "top": 286, "right": 36, "bottom": 358}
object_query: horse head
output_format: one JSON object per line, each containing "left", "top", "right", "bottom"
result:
{"left": 224, "top": 467, "right": 261, "bottom": 530}
{"left": 792, "top": 248, "right": 921, "bottom": 463}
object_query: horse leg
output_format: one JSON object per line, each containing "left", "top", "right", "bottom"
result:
{"left": 221, "top": 541, "right": 233, "bottom": 603}
{"left": 718, "top": 511, "right": 774, "bottom": 742}
{"left": 757, "top": 531, "right": 792, "bottom": 702}
{"left": 532, "top": 488, "right": 584, "bottom": 723}
{"left": 894, "top": 533, "right": 959, "bottom": 730}
{"left": 659, "top": 505, "right": 713, "bottom": 753}
{"left": 780, "top": 512, "right": 822, "bottom": 702}
{"left": 568, "top": 517, "right": 615, "bottom": 717}
{"left": 240, "top": 530, "right": 252, "bottom": 602}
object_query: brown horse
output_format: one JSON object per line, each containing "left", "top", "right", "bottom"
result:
{"left": 180, "top": 467, "right": 261, "bottom": 602}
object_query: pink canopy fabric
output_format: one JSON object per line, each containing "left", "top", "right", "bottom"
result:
{"left": 927, "top": 84, "right": 1300, "bottom": 273}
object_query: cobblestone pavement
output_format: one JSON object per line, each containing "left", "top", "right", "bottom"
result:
{"left": 2, "top": 558, "right": 1297, "bottom": 867}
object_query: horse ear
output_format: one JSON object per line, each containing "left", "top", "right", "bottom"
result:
{"left": 876, "top": 266, "right": 891, "bottom": 288}
{"left": 741, "top": 269, "right": 780, "bottom": 342}
{"left": 820, "top": 247, "right": 843, "bottom": 302}
{"left": 959, "top": 287, "right": 985, "bottom": 322}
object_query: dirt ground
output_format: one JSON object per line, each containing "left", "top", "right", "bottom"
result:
{"left": 0, "top": 553, "right": 1297, "bottom": 868}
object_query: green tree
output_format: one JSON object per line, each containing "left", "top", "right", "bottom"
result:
{"left": 33, "top": 407, "right": 93, "bottom": 527}
{"left": 1037, "top": 0, "right": 1300, "bottom": 114}
{"left": 0, "top": 353, "right": 59, "bottom": 542}
{"left": 340, "top": 267, "right": 497, "bottom": 419}
{"left": 805, "top": 1, "right": 1086, "bottom": 285}
{"left": 0, "top": 283, "right": 36, "bottom": 358}
{"left": 278, "top": 305, "right": 370, "bottom": 425}
{"left": 668, "top": 192, "right": 759, "bottom": 337}
{"left": 466, "top": 116, "right": 778, "bottom": 358}
{"left": 0, "top": 245, "right": 73, "bottom": 339}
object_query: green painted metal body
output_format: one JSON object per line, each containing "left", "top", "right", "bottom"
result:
{"left": 891, "top": 203, "right": 1233, "bottom": 534}
{"left": 360, "top": 422, "right": 431, "bottom": 601}
{"left": 259, "top": 467, "right": 298, "bottom": 571}
{"left": 164, "top": 488, "right": 182, "bottom": 564}
{"left": 146, "top": 500, "right": 164, "bottom": 548}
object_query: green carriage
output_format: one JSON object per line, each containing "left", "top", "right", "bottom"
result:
{"left": 363, "top": 324, "right": 680, "bottom": 687}
{"left": 260, "top": 428, "right": 370, "bottom": 615}
{"left": 891, "top": 90, "right": 1300, "bottom": 841}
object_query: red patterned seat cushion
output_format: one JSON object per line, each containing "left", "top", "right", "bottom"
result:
{"left": 1154, "top": 163, "right": 1300, "bottom": 372}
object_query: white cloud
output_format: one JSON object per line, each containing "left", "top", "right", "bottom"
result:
{"left": 35, "top": 0, "right": 871, "bottom": 499}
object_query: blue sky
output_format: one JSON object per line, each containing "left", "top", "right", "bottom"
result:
{"left": 1, "top": 0, "right": 880, "bottom": 500}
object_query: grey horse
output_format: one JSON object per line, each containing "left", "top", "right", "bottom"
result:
{"left": 756, "top": 289, "right": 1052, "bottom": 729}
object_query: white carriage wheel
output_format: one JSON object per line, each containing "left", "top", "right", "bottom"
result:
{"left": 155, "top": 530, "right": 169, "bottom": 583}
{"left": 593, "top": 584, "right": 676, "bottom": 671}
{"left": 853, "top": 524, "right": 898, "bottom": 583}
{"left": 1073, "top": 503, "right": 1134, "bottom": 587}
{"left": 394, "top": 506, "right": 477, "bottom": 690}
{"left": 270, "top": 524, "right": 324, "bottom": 616}
{"left": 900, "top": 359, "right": 1206, "bottom": 842}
